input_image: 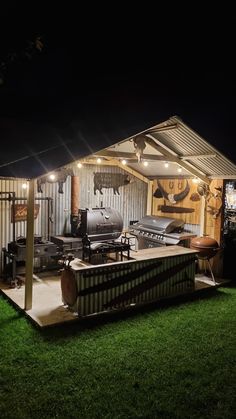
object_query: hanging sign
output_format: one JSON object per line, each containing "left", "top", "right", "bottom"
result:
{"left": 11, "top": 204, "right": 40, "bottom": 222}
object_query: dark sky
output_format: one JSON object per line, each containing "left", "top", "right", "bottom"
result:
{"left": 1, "top": 4, "right": 236, "bottom": 165}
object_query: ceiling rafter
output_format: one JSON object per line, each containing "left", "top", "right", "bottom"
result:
{"left": 94, "top": 149, "right": 175, "bottom": 161}
{"left": 144, "top": 135, "right": 211, "bottom": 185}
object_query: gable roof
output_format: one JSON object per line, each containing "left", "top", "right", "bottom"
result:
{"left": 0, "top": 115, "right": 236, "bottom": 181}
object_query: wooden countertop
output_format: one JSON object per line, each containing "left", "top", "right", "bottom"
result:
{"left": 130, "top": 245, "right": 198, "bottom": 261}
{"left": 70, "top": 245, "right": 198, "bottom": 271}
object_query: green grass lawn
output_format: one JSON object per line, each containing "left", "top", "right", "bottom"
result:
{"left": 0, "top": 286, "right": 236, "bottom": 419}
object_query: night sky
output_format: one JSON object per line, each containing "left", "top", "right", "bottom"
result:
{"left": 1, "top": 4, "right": 236, "bottom": 166}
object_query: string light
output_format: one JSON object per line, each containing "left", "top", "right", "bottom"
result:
{"left": 49, "top": 174, "right": 56, "bottom": 181}
{"left": 96, "top": 158, "right": 102, "bottom": 164}
{"left": 177, "top": 167, "right": 182, "bottom": 173}
{"left": 22, "top": 183, "right": 28, "bottom": 189}
{"left": 77, "top": 162, "right": 83, "bottom": 169}
{"left": 164, "top": 162, "right": 169, "bottom": 168}
{"left": 121, "top": 159, "right": 127, "bottom": 165}
{"left": 143, "top": 161, "right": 149, "bottom": 167}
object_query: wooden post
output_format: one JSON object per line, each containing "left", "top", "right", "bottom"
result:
{"left": 147, "top": 180, "right": 153, "bottom": 215}
{"left": 24, "top": 179, "right": 35, "bottom": 310}
{"left": 199, "top": 196, "right": 206, "bottom": 236}
{"left": 71, "top": 176, "right": 80, "bottom": 215}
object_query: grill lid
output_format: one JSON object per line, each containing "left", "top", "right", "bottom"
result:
{"left": 133, "top": 215, "right": 184, "bottom": 234}
{"left": 76, "top": 207, "right": 123, "bottom": 241}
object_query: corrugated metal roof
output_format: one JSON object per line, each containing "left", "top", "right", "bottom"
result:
{"left": 149, "top": 116, "right": 236, "bottom": 178}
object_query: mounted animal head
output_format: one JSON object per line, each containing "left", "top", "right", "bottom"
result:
{"left": 133, "top": 135, "right": 146, "bottom": 162}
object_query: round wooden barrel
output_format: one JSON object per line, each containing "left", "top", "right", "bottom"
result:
{"left": 61, "top": 268, "right": 77, "bottom": 306}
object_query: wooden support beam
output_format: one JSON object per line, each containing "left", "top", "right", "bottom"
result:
{"left": 81, "top": 158, "right": 150, "bottom": 183}
{"left": 147, "top": 180, "right": 153, "bottom": 215}
{"left": 24, "top": 179, "right": 35, "bottom": 310}
{"left": 95, "top": 149, "right": 173, "bottom": 161}
{"left": 199, "top": 196, "right": 206, "bottom": 236}
{"left": 145, "top": 136, "right": 211, "bottom": 185}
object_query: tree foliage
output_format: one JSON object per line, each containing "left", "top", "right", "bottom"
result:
{"left": 0, "top": 36, "right": 44, "bottom": 85}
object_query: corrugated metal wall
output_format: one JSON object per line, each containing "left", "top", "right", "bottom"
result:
{"left": 184, "top": 223, "right": 200, "bottom": 236}
{"left": 71, "top": 164, "right": 147, "bottom": 229}
{"left": 0, "top": 164, "right": 147, "bottom": 272}
{"left": 39, "top": 177, "right": 72, "bottom": 237}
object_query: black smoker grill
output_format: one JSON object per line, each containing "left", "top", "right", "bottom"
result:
{"left": 76, "top": 207, "right": 131, "bottom": 263}
{"left": 130, "top": 215, "right": 186, "bottom": 249}
{"left": 76, "top": 207, "right": 123, "bottom": 242}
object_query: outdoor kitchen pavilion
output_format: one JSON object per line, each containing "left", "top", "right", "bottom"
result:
{"left": 0, "top": 115, "right": 236, "bottom": 326}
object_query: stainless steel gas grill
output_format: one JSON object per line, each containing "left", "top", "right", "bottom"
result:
{"left": 130, "top": 215, "right": 195, "bottom": 249}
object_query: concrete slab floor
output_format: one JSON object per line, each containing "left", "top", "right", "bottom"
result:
{"left": 0, "top": 273, "right": 230, "bottom": 328}
{"left": 0, "top": 273, "right": 78, "bottom": 327}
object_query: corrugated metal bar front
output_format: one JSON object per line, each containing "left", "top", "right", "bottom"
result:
{"left": 71, "top": 253, "right": 196, "bottom": 317}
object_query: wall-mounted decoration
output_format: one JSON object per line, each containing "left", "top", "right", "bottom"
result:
{"left": 133, "top": 135, "right": 146, "bottom": 162}
{"left": 153, "top": 188, "right": 162, "bottom": 198}
{"left": 157, "top": 205, "right": 195, "bottom": 213}
{"left": 11, "top": 204, "right": 40, "bottom": 222}
{"left": 154, "top": 179, "right": 190, "bottom": 204}
{"left": 190, "top": 192, "right": 201, "bottom": 201}
{"left": 206, "top": 204, "right": 222, "bottom": 219}
{"left": 37, "top": 167, "right": 74, "bottom": 194}
{"left": 197, "top": 183, "right": 210, "bottom": 199}
{"left": 93, "top": 172, "right": 131, "bottom": 195}
{"left": 197, "top": 182, "right": 222, "bottom": 219}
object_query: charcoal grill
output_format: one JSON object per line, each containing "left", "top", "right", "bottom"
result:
{"left": 190, "top": 236, "right": 220, "bottom": 284}
{"left": 130, "top": 215, "right": 195, "bottom": 249}
{"left": 75, "top": 207, "right": 131, "bottom": 263}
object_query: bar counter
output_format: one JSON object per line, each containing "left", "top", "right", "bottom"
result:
{"left": 61, "top": 245, "right": 198, "bottom": 317}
